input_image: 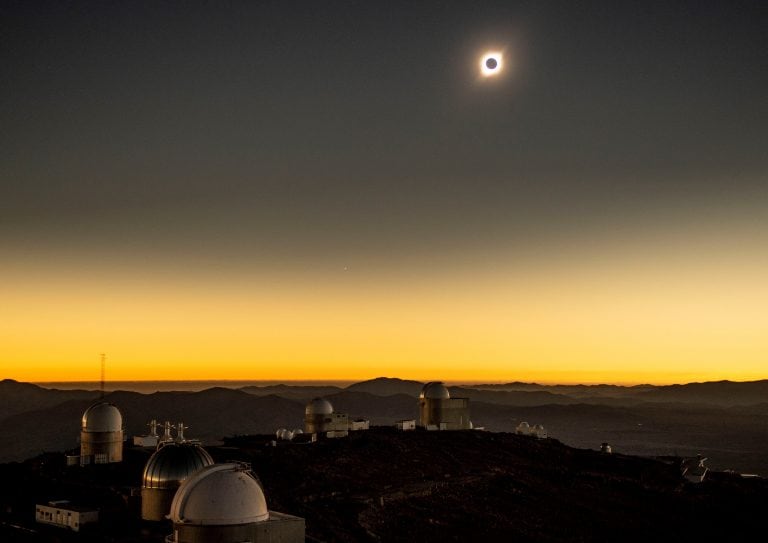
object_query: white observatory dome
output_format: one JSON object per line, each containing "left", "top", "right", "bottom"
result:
{"left": 142, "top": 442, "right": 214, "bottom": 489}
{"left": 305, "top": 398, "right": 334, "bottom": 416}
{"left": 420, "top": 382, "right": 450, "bottom": 400}
{"left": 169, "top": 463, "right": 269, "bottom": 526}
{"left": 81, "top": 402, "right": 123, "bottom": 432}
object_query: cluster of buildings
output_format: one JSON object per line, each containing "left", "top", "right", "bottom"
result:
{"left": 299, "top": 381, "right": 475, "bottom": 440}
{"left": 46, "top": 401, "right": 306, "bottom": 541}
{"left": 303, "top": 397, "right": 370, "bottom": 439}
{"left": 282, "top": 381, "right": 472, "bottom": 442}
{"left": 39, "top": 381, "right": 545, "bottom": 540}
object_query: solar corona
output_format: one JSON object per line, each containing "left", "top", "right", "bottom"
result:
{"left": 480, "top": 51, "right": 503, "bottom": 76}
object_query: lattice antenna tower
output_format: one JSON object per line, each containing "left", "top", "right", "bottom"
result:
{"left": 100, "top": 353, "right": 106, "bottom": 399}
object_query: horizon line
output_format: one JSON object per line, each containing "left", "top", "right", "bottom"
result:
{"left": 19, "top": 376, "right": 768, "bottom": 388}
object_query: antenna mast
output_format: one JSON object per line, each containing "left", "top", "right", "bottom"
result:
{"left": 100, "top": 353, "right": 106, "bottom": 399}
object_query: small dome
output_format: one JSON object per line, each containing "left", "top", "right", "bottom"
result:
{"left": 81, "top": 402, "right": 123, "bottom": 432}
{"left": 142, "top": 443, "right": 214, "bottom": 489}
{"left": 305, "top": 398, "right": 333, "bottom": 416}
{"left": 169, "top": 463, "right": 269, "bottom": 525}
{"left": 420, "top": 382, "right": 450, "bottom": 400}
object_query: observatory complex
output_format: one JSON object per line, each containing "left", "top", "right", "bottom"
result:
{"left": 418, "top": 382, "right": 471, "bottom": 430}
{"left": 167, "top": 462, "right": 305, "bottom": 542}
{"left": 78, "top": 401, "right": 124, "bottom": 465}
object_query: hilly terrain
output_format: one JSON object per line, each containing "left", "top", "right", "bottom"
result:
{"left": 0, "top": 387, "right": 306, "bottom": 463}
{"left": 2, "top": 378, "right": 768, "bottom": 474}
{"left": 0, "top": 379, "right": 99, "bottom": 421}
{"left": 234, "top": 430, "right": 768, "bottom": 542}
{"left": 1, "top": 430, "right": 766, "bottom": 542}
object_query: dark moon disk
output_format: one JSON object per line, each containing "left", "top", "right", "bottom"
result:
{"left": 485, "top": 58, "right": 498, "bottom": 70}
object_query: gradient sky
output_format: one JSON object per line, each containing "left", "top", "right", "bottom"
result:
{"left": 2, "top": 1, "right": 767, "bottom": 384}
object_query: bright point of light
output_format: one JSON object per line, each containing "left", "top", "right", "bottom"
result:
{"left": 480, "top": 52, "right": 503, "bottom": 76}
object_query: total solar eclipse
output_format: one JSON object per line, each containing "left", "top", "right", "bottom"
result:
{"left": 480, "top": 52, "right": 503, "bottom": 76}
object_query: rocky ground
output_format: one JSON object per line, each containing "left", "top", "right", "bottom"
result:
{"left": 1, "top": 429, "right": 766, "bottom": 542}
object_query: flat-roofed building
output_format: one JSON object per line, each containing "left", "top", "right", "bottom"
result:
{"left": 36, "top": 501, "right": 98, "bottom": 532}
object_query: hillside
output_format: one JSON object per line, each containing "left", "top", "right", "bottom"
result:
{"left": 239, "top": 383, "right": 342, "bottom": 400}
{"left": 636, "top": 380, "right": 768, "bottom": 405}
{"left": 231, "top": 430, "right": 768, "bottom": 542}
{"left": 345, "top": 377, "right": 424, "bottom": 397}
{"left": 0, "top": 387, "right": 305, "bottom": 463}
{"left": 0, "top": 379, "right": 99, "bottom": 421}
{"left": 2, "top": 378, "right": 768, "bottom": 473}
{"left": 2, "top": 430, "right": 766, "bottom": 542}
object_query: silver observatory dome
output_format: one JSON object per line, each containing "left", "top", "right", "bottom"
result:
{"left": 142, "top": 442, "right": 214, "bottom": 489}
{"left": 81, "top": 402, "right": 123, "bottom": 432}
{"left": 420, "top": 381, "right": 450, "bottom": 400}
{"left": 169, "top": 463, "right": 269, "bottom": 525}
{"left": 305, "top": 398, "right": 334, "bottom": 416}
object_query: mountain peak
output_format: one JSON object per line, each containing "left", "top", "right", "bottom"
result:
{"left": 346, "top": 377, "right": 424, "bottom": 397}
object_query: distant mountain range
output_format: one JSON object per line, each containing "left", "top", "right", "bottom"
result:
{"left": 1, "top": 377, "right": 767, "bottom": 473}
{"left": 0, "top": 379, "right": 100, "bottom": 420}
{"left": 239, "top": 376, "right": 768, "bottom": 406}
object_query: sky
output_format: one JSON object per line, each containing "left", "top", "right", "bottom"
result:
{"left": 2, "top": 1, "right": 767, "bottom": 384}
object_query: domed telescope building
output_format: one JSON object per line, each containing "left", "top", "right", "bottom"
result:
{"left": 418, "top": 382, "right": 471, "bottom": 430}
{"left": 141, "top": 441, "right": 214, "bottom": 521}
{"left": 167, "top": 462, "right": 305, "bottom": 542}
{"left": 304, "top": 397, "right": 349, "bottom": 438}
{"left": 80, "top": 402, "right": 124, "bottom": 465}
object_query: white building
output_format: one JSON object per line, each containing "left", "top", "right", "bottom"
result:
{"left": 349, "top": 419, "right": 370, "bottom": 431}
{"left": 36, "top": 501, "right": 98, "bottom": 532}
{"left": 304, "top": 398, "right": 349, "bottom": 438}
{"left": 133, "top": 419, "right": 160, "bottom": 448}
{"left": 80, "top": 402, "right": 124, "bottom": 465}
{"left": 167, "top": 463, "right": 304, "bottom": 543}
{"left": 395, "top": 419, "right": 416, "bottom": 431}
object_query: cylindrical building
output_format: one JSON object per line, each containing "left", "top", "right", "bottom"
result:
{"left": 418, "top": 381, "right": 451, "bottom": 428}
{"left": 141, "top": 442, "right": 214, "bottom": 521}
{"left": 167, "top": 463, "right": 304, "bottom": 543}
{"left": 418, "top": 382, "right": 471, "bottom": 430}
{"left": 80, "top": 402, "right": 124, "bottom": 464}
{"left": 304, "top": 398, "right": 334, "bottom": 434}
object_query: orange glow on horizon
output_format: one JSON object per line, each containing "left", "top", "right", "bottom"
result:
{"left": 2, "top": 234, "right": 768, "bottom": 386}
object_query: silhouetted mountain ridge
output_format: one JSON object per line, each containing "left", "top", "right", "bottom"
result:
{"left": 345, "top": 376, "right": 424, "bottom": 396}
{"left": 636, "top": 379, "right": 768, "bottom": 405}
{"left": 0, "top": 387, "right": 305, "bottom": 463}
{"left": 3, "top": 377, "right": 768, "bottom": 473}
{"left": 0, "top": 378, "right": 99, "bottom": 422}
